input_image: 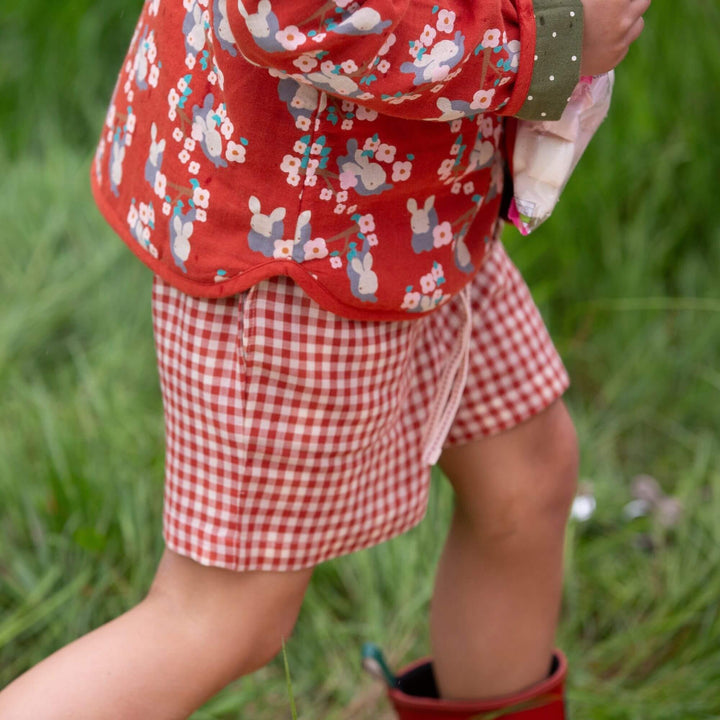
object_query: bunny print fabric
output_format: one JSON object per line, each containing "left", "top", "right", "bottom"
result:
{"left": 91, "top": 0, "right": 583, "bottom": 320}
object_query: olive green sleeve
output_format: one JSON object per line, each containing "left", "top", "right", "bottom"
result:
{"left": 515, "top": 0, "right": 584, "bottom": 120}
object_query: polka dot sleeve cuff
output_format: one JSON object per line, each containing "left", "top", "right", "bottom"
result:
{"left": 515, "top": 0, "right": 584, "bottom": 121}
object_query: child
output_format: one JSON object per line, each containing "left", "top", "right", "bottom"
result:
{"left": 0, "top": 0, "right": 649, "bottom": 717}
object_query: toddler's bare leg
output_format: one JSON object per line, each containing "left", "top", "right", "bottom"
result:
{"left": 0, "top": 548, "right": 312, "bottom": 720}
{"left": 431, "top": 399, "right": 578, "bottom": 700}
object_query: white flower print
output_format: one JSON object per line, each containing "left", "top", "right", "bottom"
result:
{"left": 336, "top": 190, "right": 349, "bottom": 203}
{"left": 304, "top": 238, "right": 329, "bottom": 260}
{"left": 274, "top": 239, "right": 295, "bottom": 259}
{"left": 293, "top": 54, "right": 318, "bottom": 72}
{"left": 193, "top": 187, "right": 210, "bottom": 208}
{"left": 220, "top": 118, "right": 234, "bottom": 139}
{"left": 226, "top": 141, "right": 246, "bottom": 163}
{"left": 433, "top": 221, "right": 453, "bottom": 248}
{"left": 172, "top": 127, "right": 184, "bottom": 142}
{"left": 319, "top": 188, "right": 333, "bottom": 201}
{"left": 366, "top": 233, "right": 378, "bottom": 246}
{"left": 330, "top": 256, "right": 343, "bottom": 269}
{"left": 392, "top": 161, "right": 412, "bottom": 182}
{"left": 276, "top": 26, "right": 306, "bottom": 51}
{"left": 419, "top": 25, "right": 437, "bottom": 47}
{"left": 472, "top": 88, "right": 496, "bottom": 110}
{"left": 162, "top": 202, "right": 172, "bottom": 216}
{"left": 341, "top": 59, "right": 358, "bottom": 74}
{"left": 438, "top": 158, "right": 455, "bottom": 179}
{"left": 281, "top": 155, "right": 301, "bottom": 173}
{"left": 154, "top": 172, "right": 167, "bottom": 198}
{"left": 420, "top": 273, "right": 436, "bottom": 294}
{"left": 178, "top": 149, "right": 191, "bottom": 164}
{"left": 287, "top": 173, "right": 301, "bottom": 187}
{"left": 436, "top": 9, "right": 456, "bottom": 33}
{"left": 139, "top": 202, "right": 151, "bottom": 225}
{"left": 304, "top": 174, "right": 318, "bottom": 187}
{"left": 184, "top": 137, "right": 196, "bottom": 152}
{"left": 402, "top": 291, "right": 422, "bottom": 310}
{"left": 356, "top": 106, "right": 378, "bottom": 121}
{"left": 358, "top": 214, "right": 375, "bottom": 233}
{"left": 148, "top": 65, "right": 160, "bottom": 88}
{"left": 376, "top": 59, "right": 391, "bottom": 74}
{"left": 378, "top": 32, "right": 396, "bottom": 55}
{"left": 363, "top": 137, "right": 381, "bottom": 153}
{"left": 376, "top": 143, "right": 396, "bottom": 163}
{"left": 195, "top": 209, "right": 207, "bottom": 222}
{"left": 185, "top": 53, "right": 197, "bottom": 70}
{"left": 482, "top": 29, "right": 501, "bottom": 48}
{"left": 127, "top": 204, "right": 139, "bottom": 227}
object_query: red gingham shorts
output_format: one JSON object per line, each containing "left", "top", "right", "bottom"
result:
{"left": 151, "top": 239, "right": 569, "bottom": 572}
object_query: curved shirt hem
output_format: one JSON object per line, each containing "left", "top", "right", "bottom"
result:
{"left": 90, "top": 170, "right": 476, "bottom": 323}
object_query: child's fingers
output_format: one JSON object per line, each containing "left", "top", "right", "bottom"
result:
{"left": 626, "top": 15, "right": 646, "bottom": 45}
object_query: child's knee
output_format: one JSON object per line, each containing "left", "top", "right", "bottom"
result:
{"left": 145, "top": 550, "right": 312, "bottom": 677}
{"left": 441, "top": 400, "right": 579, "bottom": 541}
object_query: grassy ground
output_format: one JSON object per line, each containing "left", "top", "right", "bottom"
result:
{"left": 1, "top": 1, "right": 720, "bottom": 718}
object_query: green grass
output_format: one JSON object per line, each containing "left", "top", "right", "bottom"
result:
{"left": 1, "top": 1, "right": 720, "bottom": 718}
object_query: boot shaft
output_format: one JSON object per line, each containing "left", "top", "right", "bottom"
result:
{"left": 387, "top": 651, "right": 567, "bottom": 720}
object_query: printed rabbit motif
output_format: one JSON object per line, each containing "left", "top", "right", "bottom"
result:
{"left": 453, "top": 223, "right": 474, "bottom": 273}
{"left": 183, "top": 3, "right": 206, "bottom": 55}
{"left": 407, "top": 195, "right": 439, "bottom": 253}
{"left": 170, "top": 210, "right": 195, "bottom": 272}
{"left": 132, "top": 26, "right": 151, "bottom": 90}
{"left": 291, "top": 210, "right": 313, "bottom": 262}
{"left": 236, "top": 0, "right": 284, "bottom": 52}
{"left": 109, "top": 130, "right": 127, "bottom": 197}
{"left": 332, "top": 7, "right": 392, "bottom": 36}
{"left": 248, "top": 195, "right": 286, "bottom": 257}
{"left": 337, "top": 139, "right": 393, "bottom": 196}
{"left": 144, "top": 122, "right": 166, "bottom": 187}
{"left": 191, "top": 94, "right": 228, "bottom": 168}
{"left": 348, "top": 250, "right": 378, "bottom": 301}
{"left": 400, "top": 32, "right": 465, "bottom": 85}
{"left": 213, "top": 0, "right": 238, "bottom": 55}
{"left": 278, "top": 78, "right": 321, "bottom": 124}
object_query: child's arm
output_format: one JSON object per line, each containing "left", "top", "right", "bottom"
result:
{"left": 225, "top": 0, "right": 583, "bottom": 121}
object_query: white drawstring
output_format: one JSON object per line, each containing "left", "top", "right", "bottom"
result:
{"left": 421, "top": 286, "right": 473, "bottom": 466}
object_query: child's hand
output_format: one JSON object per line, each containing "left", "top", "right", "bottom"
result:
{"left": 580, "top": 0, "right": 651, "bottom": 75}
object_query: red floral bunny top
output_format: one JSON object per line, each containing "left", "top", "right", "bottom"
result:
{"left": 91, "top": 0, "right": 582, "bottom": 320}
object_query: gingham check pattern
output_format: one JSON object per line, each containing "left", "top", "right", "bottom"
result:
{"left": 151, "top": 240, "right": 569, "bottom": 572}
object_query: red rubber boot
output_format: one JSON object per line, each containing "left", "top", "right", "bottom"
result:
{"left": 386, "top": 651, "right": 567, "bottom": 720}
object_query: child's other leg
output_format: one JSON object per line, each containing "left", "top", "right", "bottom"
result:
{"left": 431, "top": 398, "right": 578, "bottom": 700}
{"left": 0, "top": 549, "right": 312, "bottom": 720}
